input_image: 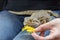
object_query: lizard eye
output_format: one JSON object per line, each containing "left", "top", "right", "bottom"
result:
{"left": 32, "top": 18, "right": 40, "bottom": 23}
{"left": 29, "top": 19, "right": 33, "bottom": 22}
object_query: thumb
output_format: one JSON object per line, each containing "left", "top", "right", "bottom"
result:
{"left": 35, "top": 20, "right": 56, "bottom": 32}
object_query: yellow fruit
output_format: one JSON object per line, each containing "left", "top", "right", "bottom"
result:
{"left": 22, "top": 25, "right": 35, "bottom": 33}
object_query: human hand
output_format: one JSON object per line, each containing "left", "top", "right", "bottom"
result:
{"left": 32, "top": 18, "right": 60, "bottom": 40}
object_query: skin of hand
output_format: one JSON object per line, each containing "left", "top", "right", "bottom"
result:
{"left": 31, "top": 18, "right": 60, "bottom": 40}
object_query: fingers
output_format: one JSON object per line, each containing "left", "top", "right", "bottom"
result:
{"left": 32, "top": 27, "right": 57, "bottom": 40}
{"left": 31, "top": 32, "right": 45, "bottom": 40}
{"left": 32, "top": 32, "right": 56, "bottom": 40}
